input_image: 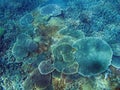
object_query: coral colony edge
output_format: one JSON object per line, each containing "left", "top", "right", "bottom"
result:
{"left": 0, "top": 0, "right": 120, "bottom": 90}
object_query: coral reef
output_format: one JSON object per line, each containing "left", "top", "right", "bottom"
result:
{"left": 0, "top": 0, "right": 120, "bottom": 90}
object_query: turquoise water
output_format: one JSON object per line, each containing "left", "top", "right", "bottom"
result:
{"left": 0, "top": 0, "right": 120, "bottom": 90}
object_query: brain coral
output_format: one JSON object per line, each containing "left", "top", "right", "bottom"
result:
{"left": 73, "top": 37, "right": 113, "bottom": 76}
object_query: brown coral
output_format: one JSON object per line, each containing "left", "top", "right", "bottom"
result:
{"left": 52, "top": 78, "right": 66, "bottom": 90}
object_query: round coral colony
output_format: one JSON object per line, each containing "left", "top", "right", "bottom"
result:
{"left": 73, "top": 37, "right": 113, "bottom": 77}
{"left": 38, "top": 60, "right": 55, "bottom": 75}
